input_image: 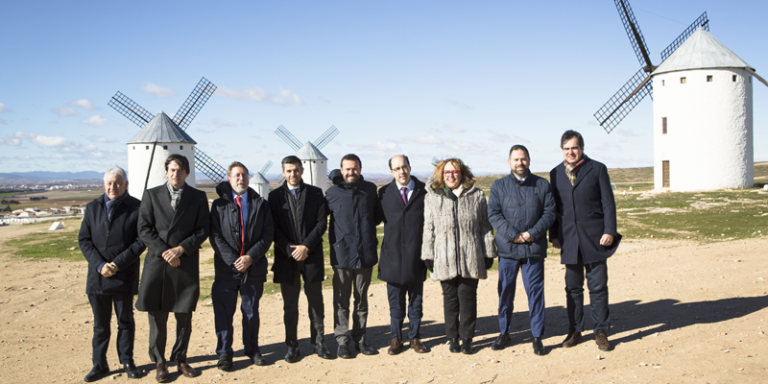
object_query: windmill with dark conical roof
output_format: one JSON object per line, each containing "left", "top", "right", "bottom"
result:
{"left": 594, "top": 0, "right": 768, "bottom": 191}
{"left": 275, "top": 125, "right": 339, "bottom": 194}
{"left": 109, "top": 77, "right": 229, "bottom": 198}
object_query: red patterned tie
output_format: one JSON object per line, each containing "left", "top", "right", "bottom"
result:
{"left": 235, "top": 196, "right": 245, "bottom": 256}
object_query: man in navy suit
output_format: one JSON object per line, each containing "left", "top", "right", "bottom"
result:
{"left": 549, "top": 130, "right": 621, "bottom": 352}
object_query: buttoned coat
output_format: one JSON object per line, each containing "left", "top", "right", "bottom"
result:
{"left": 549, "top": 157, "right": 621, "bottom": 264}
{"left": 377, "top": 177, "right": 427, "bottom": 285}
{"left": 269, "top": 181, "right": 327, "bottom": 285}
{"left": 488, "top": 172, "right": 555, "bottom": 260}
{"left": 210, "top": 182, "right": 274, "bottom": 283}
{"left": 136, "top": 183, "right": 210, "bottom": 313}
{"left": 325, "top": 175, "right": 383, "bottom": 269}
{"left": 79, "top": 193, "right": 146, "bottom": 295}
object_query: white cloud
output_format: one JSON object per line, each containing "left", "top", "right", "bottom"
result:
{"left": 88, "top": 135, "right": 111, "bottom": 143}
{"left": 140, "top": 82, "right": 176, "bottom": 98}
{"left": 0, "top": 102, "right": 5, "bottom": 112}
{"left": 0, "top": 137, "right": 21, "bottom": 146}
{"left": 213, "top": 118, "right": 237, "bottom": 128}
{"left": 81, "top": 115, "right": 108, "bottom": 127}
{"left": 352, "top": 140, "right": 402, "bottom": 152}
{"left": 32, "top": 135, "right": 69, "bottom": 147}
{"left": 14, "top": 131, "right": 36, "bottom": 139}
{"left": 402, "top": 135, "right": 444, "bottom": 145}
{"left": 216, "top": 86, "right": 266, "bottom": 101}
{"left": 68, "top": 98, "right": 94, "bottom": 110}
{"left": 318, "top": 96, "right": 332, "bottom": 104}
{"left": 450, "top": 100, "right": 471, "bottom": 110}
{"left": 444, "top": 124, "right": 464, "bottom": 133}
{"left": 54, "top": 107, "right": 77, "bottom": 116}
{"left": 488, "top": 130, "right": 530, "bottom": 144}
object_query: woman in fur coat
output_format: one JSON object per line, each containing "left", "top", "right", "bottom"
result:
{"left": 421, "top": 158, "right": 497, "bottom": 354}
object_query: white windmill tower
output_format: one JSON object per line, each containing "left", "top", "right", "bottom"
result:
{"left": 248, "top": 160, "right": 273, "bottom": 199}
{"left": 594, "top": 1, "right": 767, "bottom": 191}
{"left": 109, "top": 78, "right": 230, "bottom": 198}
{"left": 274, "top": 125, "right": 340, "bottom": 194}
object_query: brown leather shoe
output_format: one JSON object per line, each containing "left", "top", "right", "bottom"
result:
{"left": 410, "top": 338, "right": 428, "bottom": 353}
{"left": 595, "top": 331, "right": 613, "bottom": 351}
{"left": 177, "top": 360, "right": 197, "bottom": 378}
{"left": 387, "top": 338, "right": 402, "bottom": 355}
{"left": 155, "top": 364, "right": 169, "bottom": 383}
{"left": 563, "top": 328, "right": 582, "bottom": 348}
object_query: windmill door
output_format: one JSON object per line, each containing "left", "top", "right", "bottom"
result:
{"left": 662, "top": 161, "right": 670, "bottom": 188}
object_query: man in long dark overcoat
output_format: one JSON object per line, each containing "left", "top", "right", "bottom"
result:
{"left": 79, "top": 167, "right": 145, "bottom": 382}
{"left": 377, "top": 155, "right": 428, "bottom": 355}
{"left": 549, "top": 130, "right": 621, "bottom": 352}
{"left": 269, "top": 155, "right": 330, "bottom": 363}
{"left": 136, "top": 154, "right": 210, "bottom": 381}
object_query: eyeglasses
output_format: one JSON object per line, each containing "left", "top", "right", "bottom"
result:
{"left": 391, "top": 166, "right": 409, "bottom": 172}
{"left": 443, "top": 170, "right": 461, "bottom": 176}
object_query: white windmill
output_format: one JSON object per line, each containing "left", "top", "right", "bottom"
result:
{"left": 274, "top": 125, "right": 340, "bottom": 194}
{"left": 594, "top": 1, "right": 767, "bottom": 191}
{"left": 248, "top": 160, "right": 273, "bottom": 199}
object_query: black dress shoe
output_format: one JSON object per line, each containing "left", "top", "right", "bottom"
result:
{"left": 285, "top": 343, "right": 300, "bottom": 363}
{"left": 532, "top": 337, "right": 546, "bottom": 356}
{"left": 250, "top": 353, "right": 268, "bottom": 366}
{"left": 357, "top": 341, "right": 378, "bottom": 355}
{"left": 217, "top": 353, "right": 233, "bottom": 372}
{"left": 448, "top": 338, "right": 461, "bottom": 353}
{"left": 461, "top": 338, "right": 474, "bottom": 354}
{"left": 84, "top": 366, "right": 109, "bottom": 382}
{"left": 315, "top": 343, "right": 332, "bottom": 359}
{"left": 123, "top": 362, "right": 141, "bottom": 379}
{"left": 337, "top": 345, "right": 353, "bottom": 359}
{"left": 491, "top": 334, "right": 510, "bottom": 351}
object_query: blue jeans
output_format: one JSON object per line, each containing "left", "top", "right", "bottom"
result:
{"left": 497, "top": 257, "right": 545, "bottom": 338}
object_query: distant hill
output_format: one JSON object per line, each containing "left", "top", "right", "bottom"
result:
{"left": 0, "top": 171, "right": 103, "bottom": 184}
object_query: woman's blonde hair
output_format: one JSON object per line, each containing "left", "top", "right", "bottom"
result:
{"left": 430, "top": 158, "right": 476, "bottom": 190}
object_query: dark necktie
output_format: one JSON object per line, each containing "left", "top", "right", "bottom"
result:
{"left": 235, "top": 196, "right": 245, "bottom": 256}
{"left": 401, "top": 186, "right": 408, "bottom": 205}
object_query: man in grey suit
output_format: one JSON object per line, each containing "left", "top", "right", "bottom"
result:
{"left": 136, "top": 154, "right": 210, "bottom": 382}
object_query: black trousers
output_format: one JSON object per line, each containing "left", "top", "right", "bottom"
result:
{"left": 88, "top": 293, "right": 135, "bottom": 369}
{"left": 212, "top": 279, "right": 264, "bottom": 357}
{"left": 386, "top": 282, "right": 424, "bottom": 341}
{"left": 565, "top": 250, "right": 610, "bottom": 333}
{"left": 147, "top": 311, "right": 192, "bottom": 365}
{"left": 280, "top": 272, "right": 325, "bottom": 346}
{"left": 440, "top": 277, "right": 479, "bottom": 339}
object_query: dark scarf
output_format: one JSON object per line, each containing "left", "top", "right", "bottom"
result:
{"left": 564, "top": 155, "right": 588, "bottom": 186}
{"left": 104, "top": 190, "right": 128, "bottom": 220}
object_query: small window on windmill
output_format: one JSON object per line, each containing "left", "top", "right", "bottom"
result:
{"left": 133, "top": 146, "right": 136, "bottom": 150}
{"left": 662, "top": 79, "right": 665, "bottom": 86}
{"left": 180, "top": 145, "right": 183, "bottom": 150}
{"left": 146, "top": 146, "right": 149, "bottom": 150}
{"left": 733, "top": 75, "right": 737, "bottom": 82}
{"left": 680, "top": 77, "right": 687, "bottom": 84}
{"left": 707, "top": 75, "right": 713, "bottom": 82}
{"left": 163, "top": 145, "right": 168, "bottom": 150}
{"left": 662, "top": 117, "right": 667, "bottom": 134}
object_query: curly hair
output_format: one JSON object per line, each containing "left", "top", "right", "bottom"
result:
{"left": 430, "top": 158, "right": 476, "bottom": 190}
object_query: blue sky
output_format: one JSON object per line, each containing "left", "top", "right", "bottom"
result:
{"left": 1, "top": 0, "right": 766, "bottom": 177}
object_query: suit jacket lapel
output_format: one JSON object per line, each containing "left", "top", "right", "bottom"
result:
{"left": 389, "top": 181, "right": 406, "bottom": 209}
{"left": 405, "top": 179, "right": 423, "bottom": 209}
{"left": 572, "top": 160, "right": 594, "bottom": 189}
{"left": 169, "top": 183, "right": 193, "bottom": 230}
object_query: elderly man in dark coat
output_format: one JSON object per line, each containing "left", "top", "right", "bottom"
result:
{"left": 269, "top": 155, "right": 330, "bottom": 363}
{"left": 210, "top": 161, "right": 274, "bottom": 370}
{"left": 325, "top": 154, "right": 383, "bottom": 359}
{"left": 549, "top": 130, "right": 621, "bottom": 352}
{"left": 79, "top": 167, "right": 145, "bottom": 382}
{"left": 377, "top": 155, "right": 428, "bottom": 355}
{"left": 136, "top": 154, "right": 210, "bottom": 382}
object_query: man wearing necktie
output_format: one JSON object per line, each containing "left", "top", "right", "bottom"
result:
{"left": 210, "top": 162, "right": 274, "bottom": 370}
{"left": 377, "top": 155, "right": 429, "bottom": 355}
{"left": 269, "top": 156, "right": 330, "bottom": 363}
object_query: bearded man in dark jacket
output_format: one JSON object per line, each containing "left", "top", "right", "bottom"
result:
{"left": 79, "top": 167, "right": 145, "bottom": 382}
{"left": 325, "top": 154, "right": 383, "bottom": 358}
{"left": 210, "top": 161, "right": 274, "bottom": 370}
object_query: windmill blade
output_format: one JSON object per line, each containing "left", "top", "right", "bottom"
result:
{"left": 260, "top": 160, "right": 273, "bottom": 175}
{"left": 275, "top": 125, "right": 302, "bottom": 151}
{"left": 745, "top": 68, "right": 768, "bottom": 88}
{"left": 660, "top": 12, "right": 709, "bottom": 62}
{"left": 108, "top": 91, "right": 155, "bottom": 128}
{"left": 594, "top": 69, "right": 653, "bottom": 134}
{"left": 313, "top": 125, "right": 340, "bottom": 150}
{"left": 193, "top": 147, "right": 228, "bottom": 183}
{"left": 276, "top": 174, "right": 286, "bottom": 183}
{"left": 614, "top": 0, "right": 654, "bottom": 70}
{"left": 173, "top": 77, "right": 217, "bottom": 131}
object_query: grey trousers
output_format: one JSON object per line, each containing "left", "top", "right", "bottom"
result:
{"left": 147, "top": 311, "right": 192, "bottom": 365}
{"left": 281, "top": 273, "right": 325, "bottom": 346}
{"left": 332, "top": 267, "right": 372, "bottom": 346}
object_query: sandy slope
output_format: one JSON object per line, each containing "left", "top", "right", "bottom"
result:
{"left": 0, "top": 222, "right": 766, "bottom": 384}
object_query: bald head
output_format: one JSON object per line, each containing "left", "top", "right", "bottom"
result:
{"left": 389, "top": 155, "right": 412, "bottom": 187}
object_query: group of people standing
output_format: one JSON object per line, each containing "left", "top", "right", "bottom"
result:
{"left": 79, "top": 129, "right": 620, "bottom": 382}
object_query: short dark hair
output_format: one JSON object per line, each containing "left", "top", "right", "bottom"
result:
{"left": 165, "top": 154, "right": 190, "bottom": 174}
{"left": 281, "top": 155, "right": 303, "bottom": 170}
{"left": 388, "top": 154, "right": 410, "bottom": 170}
{"left": 227, "top": 161, "right": 249, "bottom": 176}
{"left": 340, "top": 154, "right": 362, "bottom": 168}
{"left": 508, "top": 145, "right": 530, "bottom": 159}
{"left": 560, "top": 130, "right": 584, "bottom": 149}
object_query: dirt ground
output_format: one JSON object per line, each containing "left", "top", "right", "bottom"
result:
{"left": 0, "top": 222, "right": 766, "bottom": 384}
